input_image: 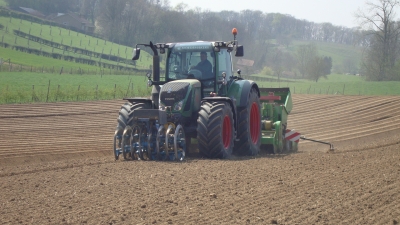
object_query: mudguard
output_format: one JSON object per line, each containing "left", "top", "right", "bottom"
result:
{"left": 235, "top": 80, "right": 260, "bottom": 107}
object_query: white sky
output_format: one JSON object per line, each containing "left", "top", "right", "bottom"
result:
{"left": 166, "top": 0, "right": 398, "bottom": 28}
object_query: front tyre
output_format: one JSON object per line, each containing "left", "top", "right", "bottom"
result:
{"left": 234, "top": 88, "right": 261, "bottom": 156}
{"left": 197, "top": 102, "right": 234, "bottom": 159}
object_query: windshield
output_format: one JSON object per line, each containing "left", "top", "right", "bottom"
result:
{"left": 166, "top": 44, "right": 215, "bottom": 81}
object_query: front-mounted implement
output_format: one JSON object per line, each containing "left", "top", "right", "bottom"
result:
{"left": 114, "top": 104, "right": 187, "bottom": 161}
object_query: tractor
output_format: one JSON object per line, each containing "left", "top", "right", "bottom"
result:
{"left": 113, "top": 28, "right": 298, "bottom": 161}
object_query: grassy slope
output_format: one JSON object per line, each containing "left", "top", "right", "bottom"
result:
{"left": 0, "top": 15, "right": 154, "bottom": 70}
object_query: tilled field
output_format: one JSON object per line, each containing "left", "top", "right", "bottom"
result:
{"left": 0, "top": 95, "right": 399, "bottom": 225}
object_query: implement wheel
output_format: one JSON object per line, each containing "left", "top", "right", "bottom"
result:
{"left": 130, "top": 125, "right": 141, "bottom": 160}
{"left": 174, "top": 124, "right": 186, "bottom": 161}
{"left": 121, "top": 126, "right": 133, "bottom": 160}
{"left": 156, "top": 125, "right": 167, "bottom": 160}
{"left": 234, "top": 88, "right": 261, "bottom": 156}
{"left": 145, "top": 124, "right": 157, "bottom": 160}
{"left": 197, "top": 102, "right": 234, "bottom": 159}
{"left": 114, "top": 102, "right": 150, "bottom": 160}
{"left": 165, "top": 125, "right": 176, "bottom": 161}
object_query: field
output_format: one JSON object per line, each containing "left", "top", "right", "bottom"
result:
{"left": 2, "top": 72, "right": 400, "bottom": 104}
{"left": 0, "top": 95, "right": 399, "bottom": 224}
{"left": 0, "top": 72, "right": 150, "bottom": 104}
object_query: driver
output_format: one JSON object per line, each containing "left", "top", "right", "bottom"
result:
{"left": 191, "top": 51, "right": 212, "bottom": 78}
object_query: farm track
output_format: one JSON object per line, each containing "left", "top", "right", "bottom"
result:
{"left": 0, "top": 95, "right": 399, "bottom": 225}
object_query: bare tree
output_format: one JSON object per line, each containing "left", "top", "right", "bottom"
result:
{"left": 296, "top": 44, "right": 317, "bottom": 78}
{"left": 97, "top": 0, "right": 128, "bottom": 42}
{"left": 355, "top": 0, "right": 400, "bottom": 80}
{"left": 342, "top": 57, "right": 358, "bottom": 74}
{"left": 307, "top": 56, "right": 330, "bottom": 82}
{"left": 79, "top": 0, "right": 100, "bottom": 23}
{"left": 270, "top": 48, "right": 284, "bottom": 82}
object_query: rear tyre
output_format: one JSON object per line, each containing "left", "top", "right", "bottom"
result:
{"left": 234, "top": 88, "right": 261, "bottom": 156}
{"left": 197, "top": 102, "right": 234, "bottom": 159}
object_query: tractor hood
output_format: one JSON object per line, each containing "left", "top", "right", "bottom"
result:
{"left": 159, "top": 80, "right": 201, "bottom": 113}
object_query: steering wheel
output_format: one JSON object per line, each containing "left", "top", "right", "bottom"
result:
{"left": 187, "top": 69, "right": 202, "bottom": 79}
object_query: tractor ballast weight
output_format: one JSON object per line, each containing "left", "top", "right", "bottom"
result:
{"left": 114, "top": 28, "right": 268, "bottom": 161}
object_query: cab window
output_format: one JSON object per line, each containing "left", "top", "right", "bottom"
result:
{"left": 217, "top": 49, "right": 233, "bottom": 80}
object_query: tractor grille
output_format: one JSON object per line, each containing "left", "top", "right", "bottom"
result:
{"left": 160, "top": 82, "right": 190, "bottom": 106}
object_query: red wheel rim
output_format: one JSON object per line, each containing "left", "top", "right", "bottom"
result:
{"left": 223, "top": 115, "right": 232, "bottom": 148}
{"left": 250, "top": 102, "right": 260, "bottom": 144}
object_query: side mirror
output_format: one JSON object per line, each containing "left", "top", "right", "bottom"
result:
{"left": 235, "top": 45, "right": 244, "bottom": 57}
{"left": 146, "top": 71, "right": 152, "bottom": 78}
{"left": 132, "top": 48, "right": 141, "bottom": 60}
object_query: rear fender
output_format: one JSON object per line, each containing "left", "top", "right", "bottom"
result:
{"left": 238, "top": 80, "right": 260, "bottom": 107}
{"left": 202, "top": 97, "right": 238, "bottom": 138}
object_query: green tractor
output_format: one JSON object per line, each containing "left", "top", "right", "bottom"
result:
{"left": 114, "top": 28, "right": 263, "bottom": 161}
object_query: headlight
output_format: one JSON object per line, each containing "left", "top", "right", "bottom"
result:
{"left": 173, "top": 100, "right": 184, "bottom": 111}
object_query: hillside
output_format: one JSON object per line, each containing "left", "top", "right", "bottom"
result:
{"left": 0, "top": 8, "right": 155, "bottom": 73}
{"left": 290, "top": 40, "right": 363, "bottom": 73}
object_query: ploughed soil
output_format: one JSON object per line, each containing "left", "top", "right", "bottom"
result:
{"left": 0, "top": 95, "right": 399, "bottom": 225}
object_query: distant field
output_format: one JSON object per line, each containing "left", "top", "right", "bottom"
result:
{"left": 0, "top": 72, "right": 151, "bottom": 104}
{"left": 0, "top": 0, "right": 6, "bottom": 7}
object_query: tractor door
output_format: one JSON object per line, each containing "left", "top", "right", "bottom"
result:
{"left": 216, "top": 49, "right": 233, "bottom": 80}
{"left": 216, "top": 49, "right": 233, "bottom": 91}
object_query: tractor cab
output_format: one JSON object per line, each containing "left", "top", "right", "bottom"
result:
{"left": 164, "top": 41, "right": 236, "bottom": 97}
